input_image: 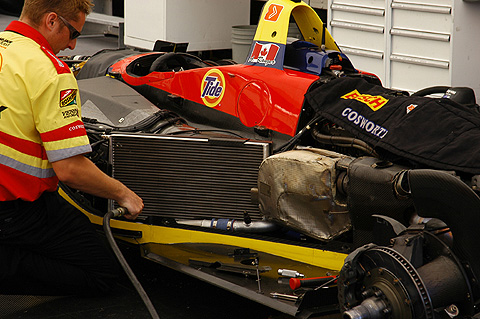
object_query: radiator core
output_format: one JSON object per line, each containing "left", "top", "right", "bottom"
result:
{"left": 109, "top": 133, "right": 270, "bottom": 220}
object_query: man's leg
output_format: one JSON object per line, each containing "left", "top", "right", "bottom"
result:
{"left": 0, "top": 191, "right": 119, "bottom": 296}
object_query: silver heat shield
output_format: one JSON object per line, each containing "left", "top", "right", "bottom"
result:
{"left": 108, "top": 133, "right": 270, "bottom": 220}
{"left": 257, "top": 148, "right": 350, "bottom": 241}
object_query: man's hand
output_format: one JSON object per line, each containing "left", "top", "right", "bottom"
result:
{"left": 52, "top": 155, "right": 144, "bottom": 219}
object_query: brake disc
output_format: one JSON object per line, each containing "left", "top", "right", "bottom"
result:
{"left": 338, "top": 230, "right": 474, "bottom": 319}
{"left": 339, "top": 245, "right": 433, "bottom": 319}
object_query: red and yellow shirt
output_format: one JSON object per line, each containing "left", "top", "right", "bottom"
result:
{"left": 0, "top": 21, "right": 91, "bottom": 201}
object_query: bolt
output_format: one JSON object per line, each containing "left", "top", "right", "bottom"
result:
{"left": 445, "top": 304, "right": 459, "bottom": 317}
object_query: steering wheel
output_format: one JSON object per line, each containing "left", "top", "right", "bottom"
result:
{"left": 149, "top": 52, "right": 190, "bottom": 73}
{"left": 412, "top": 86, "right": 478, "bottom": 108}
{"left": 411, "top": 86, "right": 450, "bottom": 97}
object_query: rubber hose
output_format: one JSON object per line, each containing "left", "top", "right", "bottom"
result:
{"left": 103, "top": 208, "right": 160, "bottom": 319}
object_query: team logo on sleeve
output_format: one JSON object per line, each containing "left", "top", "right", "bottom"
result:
{"left": 60, "top": 89, "right": 78, "bottom": 108}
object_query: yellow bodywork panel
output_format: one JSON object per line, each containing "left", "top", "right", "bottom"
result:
{"left": 59, "top": 187, "right": 347, "bottom": 271}
{"left": 254, "top": 0, "right": 340, "bottom": 51}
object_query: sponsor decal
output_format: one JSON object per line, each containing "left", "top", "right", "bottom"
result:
{"left": 201, "top": 69, "right": 226, "bottom": 108}
{"left": 68, "top": 123, "right": 85, "bottom": 132}
{"left": 341, "top": 89, "right": 389, "bottom": 111}
{"left": 341, "top": 107, "right": 389, "bottom": 139}
{"left": 0, "top": 105, "right": 7, "bottom": 119}
{"left": 264, "top": 4, "right": 283, "bottom": 22}
{"left": 0, "top": 37, "right": 12, "bottom": 48}
{"left": 62, "top": 108, "right": 79, "bottom": 119}
{"left": 248, "top": 42, "right": 280, "bottom": 66}
{"left": 60, "top": 89, "right": 77, "bottom": 108}
{"left": 406, "top": 104, "right": 417, "bottom": 114}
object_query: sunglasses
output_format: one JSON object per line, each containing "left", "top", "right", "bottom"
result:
{"left": 58, "top": 15, "right": 81, "bottom": 40}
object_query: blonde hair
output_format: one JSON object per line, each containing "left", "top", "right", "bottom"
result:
{"left": 20, "top": 0, "right": 94, "bottom": 26}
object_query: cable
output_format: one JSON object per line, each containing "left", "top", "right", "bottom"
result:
{"left": 273, "top": 115, "right": 322, "bottom": 153}
{"left": 103, "top": 208, "right": 160, "bottom": 319}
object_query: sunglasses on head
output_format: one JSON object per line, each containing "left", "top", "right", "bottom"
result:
{"left": 58, "top": 15, "right": 81, "bottom": 40}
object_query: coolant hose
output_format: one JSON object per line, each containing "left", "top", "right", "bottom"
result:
{"left": 103, "top": 208, "right": 160, "bottom": 319}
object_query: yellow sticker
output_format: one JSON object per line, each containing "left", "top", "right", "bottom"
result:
{"left": 341, "top": 89, "right": 389, "bottom": 111}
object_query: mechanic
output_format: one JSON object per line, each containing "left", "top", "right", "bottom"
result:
{"left": 0, "top": 0, "right": 143, "bottom": 296}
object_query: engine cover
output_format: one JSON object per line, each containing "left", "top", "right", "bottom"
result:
{"left": 257, "top": 148, "right": 350, "bottom": 241}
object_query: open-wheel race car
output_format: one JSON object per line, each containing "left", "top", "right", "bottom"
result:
{"left": 60, "top": 0, "right": 480, "bottom": 318}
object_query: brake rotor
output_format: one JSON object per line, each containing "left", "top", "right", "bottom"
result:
{"left": 339, "top": 245, "right": 433, "bottom": 319}
{"left": 338, "top": 228, "right": 474, "bottom": 319}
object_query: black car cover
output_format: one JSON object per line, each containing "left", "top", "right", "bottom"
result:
{"left": 306, "top": 77, "right": 480, "bottom": 174}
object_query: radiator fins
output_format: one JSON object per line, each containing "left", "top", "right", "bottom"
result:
{"left": 109, "top": 134, "right": 270, "bottom": 220}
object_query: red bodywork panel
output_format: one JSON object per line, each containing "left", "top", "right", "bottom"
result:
{"left": 110, "top": 54, "right": 320, "bottom": 137}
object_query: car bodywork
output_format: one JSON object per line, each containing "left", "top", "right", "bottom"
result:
{"left": 62, "top": 0, "right": 480, "bottom": 318}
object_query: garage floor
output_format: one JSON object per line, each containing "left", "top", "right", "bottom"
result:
{"left": 0, "top": 242, "right": 295, "bottom": 319}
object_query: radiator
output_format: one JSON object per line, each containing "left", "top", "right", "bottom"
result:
{"left": 109, "top": 133, "right": 270, "bottom": 220}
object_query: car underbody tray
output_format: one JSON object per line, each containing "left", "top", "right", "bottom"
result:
{"left": 141, "top": 243, "right": 340, "bottom": 318}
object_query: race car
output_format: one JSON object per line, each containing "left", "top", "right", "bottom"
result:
{"left": 61, "top": 0, "right": 480, "bottom": 318}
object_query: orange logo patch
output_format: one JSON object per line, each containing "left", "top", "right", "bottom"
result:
{"left": 264, "top": 4, "right": 284, "bottom": 22}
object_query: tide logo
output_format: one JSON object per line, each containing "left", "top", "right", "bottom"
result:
{"left": 201, "top": 69, "right": 225, "bottom": 108}
{"left": 60, "top": 89, "right": 77, "bottom": 108}
{"left": 341, "top": 89, "right": 389, "bottom": 111}
{"left": 264, "top": 4, "right": 283, "bottom": 22}
{"left": 248, "top": 42, "right": 280, "bottom": 66}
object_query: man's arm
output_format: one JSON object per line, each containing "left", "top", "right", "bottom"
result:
{"left": 51, "top": 154, "right": 143, "bottom": 220}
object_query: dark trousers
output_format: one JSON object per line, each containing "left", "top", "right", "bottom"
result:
{"left": 0, "top": 191, "right": 119, "bottom": 296}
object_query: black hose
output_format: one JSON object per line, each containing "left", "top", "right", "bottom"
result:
{"left": 311, "top": 127, "right": 377, "bottom": 156}
{"left": 103, "top": 208, "right": 160, "bottom": 319}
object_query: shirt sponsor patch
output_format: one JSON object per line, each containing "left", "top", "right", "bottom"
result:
{"left": 341, "top": 89, "right": 389, "bottom": 111}
{"left": 0, "top": 37, "right": 12, "bottom": 48}
{"left": 62, "top": 108, "right": 79, "bottom": 119}
{"left": 60, "top": 89, "right": 77, "bottom": 107}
